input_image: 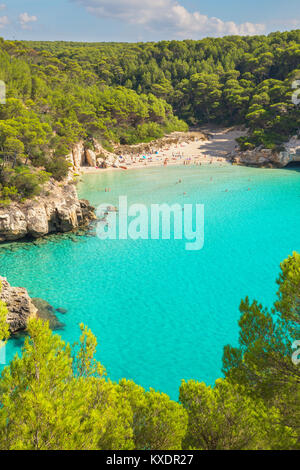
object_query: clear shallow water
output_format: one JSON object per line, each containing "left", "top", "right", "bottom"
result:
{"left": 1, "top": 165, "right": 299, "bottom": 400}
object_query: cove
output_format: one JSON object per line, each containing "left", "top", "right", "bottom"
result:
{"left": 0, "top": 164, "right": 299, "bottom": 400}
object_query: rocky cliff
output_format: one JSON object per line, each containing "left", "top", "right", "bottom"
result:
{"left": 0, "top": 276, "right": 37, "bottom": 334}
{"left": 0, "top": 277, "right": 64, "bottom": 334}
{"left": 228, "top": 135, "right": 300, "bottom": 168}
{"left": 67, "top": 140, "right": 119, "bottom": 170}
{"left": 0, "top": 180, "right": 96, "bottom": 242}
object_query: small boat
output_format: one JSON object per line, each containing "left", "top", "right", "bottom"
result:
{"left": 120, "top": 166, "right": 128, "bottom": 170}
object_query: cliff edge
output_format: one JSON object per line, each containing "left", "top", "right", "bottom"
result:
{"left": 0, "top": 276, "right": 37, "bottom": 334}
{"left": 228, "top": 135, "right": 300, "bottom": 168}
{"left": 0, "top": 180, "right": 96, "bottom": 242}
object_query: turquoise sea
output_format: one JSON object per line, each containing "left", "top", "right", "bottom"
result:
{"left": 1, "top": 164, "right": 300, "bottom": 399}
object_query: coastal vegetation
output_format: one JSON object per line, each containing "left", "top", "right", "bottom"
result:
{"left": 0, "top": 30, "right": 300, "bottom": 202}
{"left": 0, "top": 283, "right": 9, "bottom": 342}
{"left": 0, "top": 252, "right": 299, "bottom": 450}
{"left": 0, "top": 37, "right": 187, "bottom": 203}
{"left": 26, "top": 30, "right": 300, "bottom": 150}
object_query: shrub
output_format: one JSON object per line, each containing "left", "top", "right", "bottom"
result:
{"left": 11, "top": 168, "right": 49, "bottom": 199}
{"left": 45, "top": 158, "right": 70, "bottom": 181}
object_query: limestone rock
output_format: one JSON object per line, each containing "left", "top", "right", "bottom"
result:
{"left": 0, "top": 209, "right": 27, "bottom": 241}
{"left": 56, "top": 308, "right": 68, "bottom": 314}
{"left": 0, "top": 181, "right": 96, "bottom": 242}
{"left": 32, "top": 298, "right": 65, "bottom": 331}
{"left": 67, "top": 139, "right": 119, "bottom": 170}
{"left": 229, "top": 134, "right": 300, "bottom": 168}
{"left": 0, "top": 277, "right": 66, "bottom": 334}
{"left": 72, "top": 141, "right": 85, "bottom": 169}
{"left": 0, "top": 277, "right": 37, "bottom": 334}
{"left": 26, "top": 204, "right": 49, "bottom": 238}
{"left": 85, "top": 149, "right": 97, "bottom": 167}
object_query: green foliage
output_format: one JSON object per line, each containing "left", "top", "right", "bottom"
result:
{"left": 0, "top": 32, "right": 299, "bottom": 201}
{"left": 180, "top": 378, "right": 295, "bottom": 450}
{"left": 0, "top": 167, "right": 50, "bottom": 200}
{"left": 0, "top": 31, "right": 300, "bottom": 447}
{"left": 222, "top": 252, "right": 300, "bottom": 447}
{"left": 0, "top": 320, "right": 187, "bottom": 450}
{"left": 0, "top": 282, "right": 9, "bottom": 343}
{"left": 118, "top": 380, "right": 188, "bottom": 450}
{"left": 0, "top": 39, "right": 186, "bottom": 201}
{"left": 0, "top": 252, "right": 299, "bottom": 450}
{"left": 44, "top": 158, "right": 70, "bottom": 181}
{"left": 275, "top": 251, "right": 300, "bottom": 329}
{"left": 22, "top": 32, "right": 300, "bottom": 147}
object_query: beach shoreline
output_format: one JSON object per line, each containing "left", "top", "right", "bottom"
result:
{"left": 80, "top": 127, "right": 246, "bottom": 175}
{"left": 80, "top": 159, "right": 229, "bottom": 175}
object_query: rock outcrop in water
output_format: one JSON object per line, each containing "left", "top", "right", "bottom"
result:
{"left": 228, "top": 135, "right": 300, "bottom": 167}
{"left": 0, "top": 180, "right": 96, "bottom": 242}
{"left": 0, "top": 277, "right": 64, "bottom": 334}
{"left": 0, "top": 276, "right": 37, "bottom": 334}
{"left": 31, "top": 298, "right": 65, "bottom": 331}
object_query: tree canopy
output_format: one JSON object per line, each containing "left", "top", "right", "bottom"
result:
{"left": 0, "top": 253, "right": 299, "bottom": 450}
{"left": 0, "top": 31, "right": 299, "bottom": 201}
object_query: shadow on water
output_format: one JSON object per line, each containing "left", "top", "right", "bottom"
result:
{"left": 0, "top": 226, "right": 96, "bottom": 257}
{"left": 10, "top": 333, "right": 26, "bottom": 348}
{"left": 284, "top": 162, "right": 300, "bottom": 172}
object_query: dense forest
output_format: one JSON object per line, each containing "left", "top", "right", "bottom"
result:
{"left": 27, "top": 30, "right": 300, "bottom": 147}
{"left": 0, "top": 252, "right": 299, "bottom": 450}
{"left": 0, "top": 30, "right": 299, "bottom": 202}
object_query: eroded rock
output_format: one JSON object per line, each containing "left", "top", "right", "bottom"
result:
{"left": 56, "top": 308, "right": 68, "bottom": 314}
{"left": 0, "top": 181, "right": 96, "bottom": 242}
{"left": 0, "top": 277, "right": 37, "bottom": 334}
{"left": 32, "top": 298, "right": 65, "bottom": 331}
{"left": 85, "top": 149, "right": 97, "bottom": 167}
{"left": 228, "top": 135, "right": 300, "bottom": 168}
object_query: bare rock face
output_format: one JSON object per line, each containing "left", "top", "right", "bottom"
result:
{"left": 229, "top": 148, "right": 279, "bottom": 167}
{"left": 69, "top": 142, "right": 103, "bottom": 169}
{"left": 72, "top": 141, "right": 85, "bottom": 169}
{"left": 68, "top": 140, "right": 119, "bottom": 169}
{"left": 0, "top": 181, "right": 96, "bottom": 242}
{"left": 0, "top": 278, "right": 65, "bottom": 334}
{"left": 85, "top": 149, "right": 97, "bottom": 167}
{"left": 229, "top": 135, "right": 300, "bottom": 168}
{"left": 0, "top": 277, "right": 37, "bottom": 334}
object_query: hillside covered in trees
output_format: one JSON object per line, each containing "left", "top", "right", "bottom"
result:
{"left": 27, "top": 30, "right": 300, "bottom": 148}
{"left": 0, "top": 30, "right": 299, "bottom": 202}
{"left": 0, "top": 252, "right": 299, "bottom": 450}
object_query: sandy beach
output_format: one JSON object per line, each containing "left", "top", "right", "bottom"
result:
{"left": 80, "top": 127, "right": 246, "bottom": 175}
